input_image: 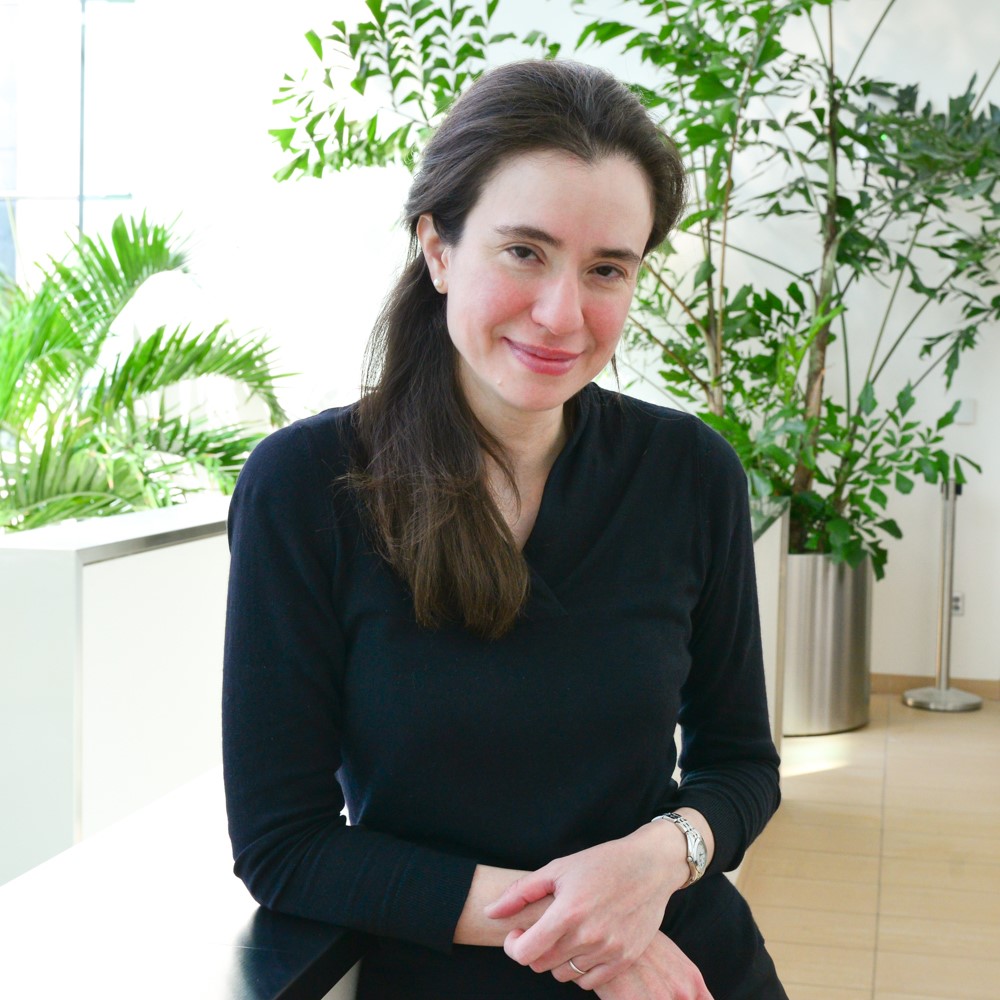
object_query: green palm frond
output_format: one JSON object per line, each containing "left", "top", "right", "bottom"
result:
{"left": 100, "top": 408, "right": 266, "bottom": 489}
{"left": 1, "top": 214, "right": 289, "bottom": 533}
{"left": 0, "top": 414, "right": 147, "bottom": 531}
{"left": 0, "top": 294, "right": 89, "bottom": 430}
{"left": 39, "top": 214, "right": 187, "bottom": 348}
{"left": 90, "top": 323, "right": 287, "bottom": 426}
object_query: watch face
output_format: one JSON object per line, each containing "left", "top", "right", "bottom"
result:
{"left": 694, "top": 840, "right": 708, "bottom": 870}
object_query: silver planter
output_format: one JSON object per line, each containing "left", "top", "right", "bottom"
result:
{"left": 782, "top": 554, "right": 872, "bottom": 736}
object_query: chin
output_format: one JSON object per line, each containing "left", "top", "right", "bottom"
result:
{"left": 501, "top": 382, "right": 582, "bottom": 415}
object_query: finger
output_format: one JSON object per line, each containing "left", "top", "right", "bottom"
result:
{"left": 574, "top": 962, "right": 618, "bottom": 991}
{"left": 505, "top": 928, "right": 566, "bottom": 971}
{"left": 503, "top": 918, "right": 567, "bottom": 968}
{"left": 484, "top": 873, "right": 555, "bottom": 918}
{"left": 550, "top": 956, "right": 599, "bottom": 986}
{"left": 549, "top": 960, "right": 581, "bottom": 984}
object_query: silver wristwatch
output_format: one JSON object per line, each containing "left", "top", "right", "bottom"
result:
{"left": 653, "top": 811, "right": 708, "bottom": 887}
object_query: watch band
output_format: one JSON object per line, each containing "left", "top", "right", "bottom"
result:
{"left": 652, "top": 811, "right": 708, "bottom": 887}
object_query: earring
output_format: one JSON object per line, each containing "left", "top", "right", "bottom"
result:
{"left": 433, "top": 277, "right": 444, "bottom": 291}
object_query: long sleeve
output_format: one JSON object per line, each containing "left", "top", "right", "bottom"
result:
{"left": 671, "top": 424, "right": 781, "bottom": 874}
{"left": 222, "top": 388, "right": 781, "bottom": 993}
{"left": 222, "top": 418, "right": 477, "bottom": 953}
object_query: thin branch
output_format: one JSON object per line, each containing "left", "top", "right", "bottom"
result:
{"left": 806, "top": 10, "right": 830, "bottom": 73}
{"left": 830, "top": 343, "right": 953, "bottom": 506}
{"left": 863, "top": 207, "right": 927, "bottom": 388}
{"left": 627, "top": 315, "right": 712, "bottom": 396}
{"left": 615, "top": 354, "right": 694, "bottom": 413}
{"left": 685, "top": 143, "right": 710, "bottom": 253}
{"left": 835, "top": 273, "right": 852, "bottom": 426}
{"left": 870, "top": 297, "right": 933, "bottom": 385}
{"left": 696, "top": 231, "right": 810, "bottom": 282}
{"left": 846, "top": 0, "right": 898, "bottom": 87}
{"left": 698, "top": 143, "right": 714, "bottom": 265}
{"left": 644, "top": 261, "right": 711, "bottom": 341}
{"left": 759, "top": 95, "right": 826, "bottom": 227}
{"left": 971, "top": 54, "right": 1000, "bottom": 114}
{"left": 908, "top": 341, "right": 953, "bottom": 391}
{"left": 838, "top": 212, "right": 895, "bottom": 297}
{"left": 871, "top": 257, "right": 966, "bottom": 385}
{"left": 717, "top": 20, "right": 781, "bottom": 364}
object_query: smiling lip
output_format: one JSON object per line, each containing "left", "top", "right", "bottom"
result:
{"left": 505, "top": 339, "right": 581, "bottom": 375}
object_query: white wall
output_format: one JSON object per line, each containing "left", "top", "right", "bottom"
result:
{"left": 116, "top": 0, "right": 411, "bottom": 420}
{"left": 116, "top": 1, "right": 998, "bottom": 684}
{"left": 781, "top": 4, "right": 1000, "bottom": 687}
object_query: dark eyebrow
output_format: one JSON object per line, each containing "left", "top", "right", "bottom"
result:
{"left": 494, "top": 224, "right": 642, "bottom": 268}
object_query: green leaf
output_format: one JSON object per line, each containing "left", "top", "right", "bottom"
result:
{"left": 858, "top": 381, "right": 877, "bottom": 416}
{"left": 269, "top": 128, "right": 297, "bottom": 152}
{"left": 878, "top": 518, "right": 903, "bottom": 540}
{"left": 366, "top": 0, "right": 388, "bottom": 30}
{"left": 896, "top": 382, "right": 915, "bottom": 416}
{"left": 304, "top": 29, "right": 323, "bottom": 60}
{"left": 684, "top": 123, "right": 727, "bottom": 150}
{"left": 693, "top": 259, "right": 716, "bottom": 289}
{"left": 936, "top": 400, "right": 960, "bottom": 430}
{"left": 827, "top": 517, "right": 852, "bottom": 547}
{"left": 576, "top": 20, "right": 634, "bottom": 48}
{"left": 690, "top": 72, "right": 734, "bottom": 102}
{"left": 1, "top": 214, "right": 288, "bottom": 533}
{"left": 895, "top": 472, "right": 915, "bottom": 495}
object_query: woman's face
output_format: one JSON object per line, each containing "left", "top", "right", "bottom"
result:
{"left": 418, "top": 150, "right": 654, "bottom": 429}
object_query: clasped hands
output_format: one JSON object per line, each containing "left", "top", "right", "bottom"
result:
{"left": 483, "top": 827, "right": 714, "bottom": 999}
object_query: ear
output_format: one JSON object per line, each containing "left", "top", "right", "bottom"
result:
{"left": 417, "top": 214, "right": 450, "bottom": 292}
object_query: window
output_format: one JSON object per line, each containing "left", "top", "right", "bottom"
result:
{"left": 0, "top": 0, "right": 134, "bottom": 283}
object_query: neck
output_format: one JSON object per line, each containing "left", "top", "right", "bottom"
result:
{"left": 459, "top": 369, "right": 571, "bottom": 476}
{"left": 474, "top": 399, "right": 568, "bottom": 477}
{"left": 473, "top": 402, "right": 568, "bottom": 551}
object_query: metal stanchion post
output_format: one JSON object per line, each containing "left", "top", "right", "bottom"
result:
{"left": 903, "top": 480, "right": 982, "bottom": 712}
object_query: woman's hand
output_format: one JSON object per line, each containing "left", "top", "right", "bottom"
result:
{"left": 483, "top": 822, "right": 695, "bottom": 988}
{"left": 454, "top": 865, "right": 550, "bottom": 945}
{"left": 592, "top": 932, "right": 714, "bottom": 999}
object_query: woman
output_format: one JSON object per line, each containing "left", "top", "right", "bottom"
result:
{"left": 223, "top": 60, "right": 786, "bottom": 999}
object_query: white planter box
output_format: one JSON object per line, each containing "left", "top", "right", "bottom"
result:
{"left": 0, "top": 497, "right": 231, "bottom": 885}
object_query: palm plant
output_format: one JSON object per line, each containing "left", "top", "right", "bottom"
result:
{"left": 0, "top": 215, "right": 288, "bottom": 532}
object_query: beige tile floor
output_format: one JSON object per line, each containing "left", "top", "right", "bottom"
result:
{"left": 739, "top": 693, "right": 1000, "bottom": 1000}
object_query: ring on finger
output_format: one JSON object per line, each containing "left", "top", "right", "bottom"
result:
{"left": 568, "top": 958, "right": 585, "bottom": 977}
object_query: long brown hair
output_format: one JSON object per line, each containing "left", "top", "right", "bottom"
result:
{"left": 350, "top": 60, "right": 686, "bottom": 640}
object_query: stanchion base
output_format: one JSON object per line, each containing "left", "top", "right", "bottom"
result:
{"left": 902, "top": 686, "right": 983, "bottom": 712}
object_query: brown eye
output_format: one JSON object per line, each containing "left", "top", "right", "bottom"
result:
{"left": 508, "top": 245, "right": 537, "bottom": 261}
{"left": 594, "top": 264, "right": 625, "bottom": 280}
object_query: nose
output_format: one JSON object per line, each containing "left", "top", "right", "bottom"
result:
{"left": 530, "top": 270, "right": 585, "bottom": 337}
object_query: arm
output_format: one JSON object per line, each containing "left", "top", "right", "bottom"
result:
{"left": 671, "top": 425, "right": 781, "bottom": 874}
{"left": 223, "top": 420, "right": 477, "bottom": 953}
{"left": 480, "top": 808, "right": 713, "bottom": 987}
{"left": 474, "top": 421, "right": 778, "bottom": 987}
{"left": 454, "top": 864, "right": 548, "bottom": 945}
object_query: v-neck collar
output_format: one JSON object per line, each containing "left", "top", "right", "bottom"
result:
{"left": 519, "top": 385, "right": 596, "bottom": 619}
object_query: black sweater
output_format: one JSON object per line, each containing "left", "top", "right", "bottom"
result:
{"left": 222, "top": 384, "right": 780, "bottom": 990}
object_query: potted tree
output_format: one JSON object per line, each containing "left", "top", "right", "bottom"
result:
{"left": 271, "top": 0, "right": 999, "bottom": 731}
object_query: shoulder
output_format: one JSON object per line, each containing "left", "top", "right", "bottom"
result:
{"left": 583, "top": 384, "right": 745, "bottom": 487}
{"left": 238, "top": 404, "right": 358, "bottom": 495}
{"left": 229, "top": 405, "right": 359, "bottom": 546}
